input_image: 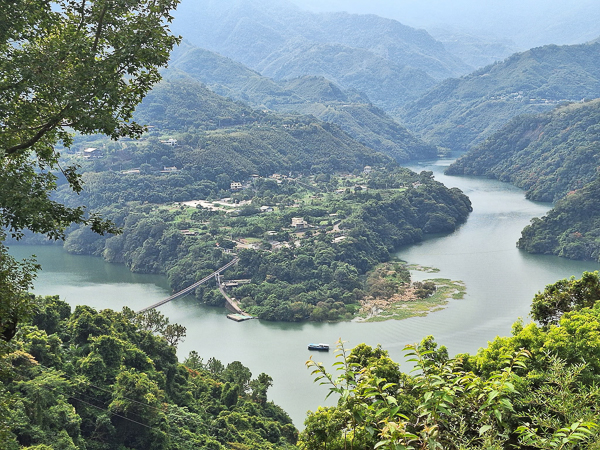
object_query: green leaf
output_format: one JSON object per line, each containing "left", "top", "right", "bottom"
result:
{"left": 479, "top": 424, "right": 492, "bottom": 435}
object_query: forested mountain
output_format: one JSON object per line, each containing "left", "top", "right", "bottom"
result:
{"left": 170, "top": 0, "right": 470, "bottom": 110}
{"left": 518, "top": 178, "right": 600, "bottom": 262}
{"left": 444, "top": 97, "right": 600, "bottom": 263}
{"left": 166, "top": 44, "right": 438, "bottom": 162}
{"left": 3, "top": 296, "right": 297, "bottom": 449}
{"left": 446, "top": 99, "right": 600, "bottom": 202}
{"left": 252, "top": 42, "right": 436, "bottom": 110}
{"left": 131, "top": 77, "right": 390, "bottom": 180}
{"left": 172, "top": 0, "right": 469, "bottom": 79}
{"left": 56, "top": 77, "right": 390, "bottom": 211}
{"left": 429, "top": 28, "right": 518, "bottom": 69}
{"left": 399, "top": 42, "right": 600, "bottom": 152}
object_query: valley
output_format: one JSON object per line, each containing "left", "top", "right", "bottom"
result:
{"left": 4, "top": 0, "right": 600, "bottom": 448}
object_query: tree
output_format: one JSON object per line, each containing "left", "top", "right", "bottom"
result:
{"left": 303, "top": 339, "right": 531, "bottom": 450}
{"left": 223, "top": 361, "right": 252, "bottom": 394}
{"left": 250, "top": 373, "right": 273, "bottom": 404}
{"left": 0, "top": 245, "right": 39, "bottom": 342}
{"left": 0, "top": 0, "right": 181, "bottom": 342}
{"left": 530, "top": 271, "right": 600, "bottom": 326}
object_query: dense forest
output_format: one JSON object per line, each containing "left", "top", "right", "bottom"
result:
{"left": 446, "top": 99, "right": 600, "bottom": 202}
{"left": 517, "top": 178, "right": 600, "bottom": 262}
{"left": 2, "top": 296, "right": 297, "bottom": 449}
{"left": 166, "top": 43, "right": 439, "bottom": 162}
{"left": 398, "top": 42, "right": 600, "bottom": 151}
{"left": 59, "top": 168, "right": 471, "bottom": 322}
{"left": 71, "top": 77, "right": 391, "bottom": 185}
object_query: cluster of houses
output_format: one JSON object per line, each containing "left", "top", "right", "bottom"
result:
{"left": 230, "top": 173, "right": 291, "bottom": 192}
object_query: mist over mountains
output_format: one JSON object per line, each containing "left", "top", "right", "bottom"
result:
{"left": 170, "top": 0, "right": 471, "bottom": 110}
{"left": 289, "top": 0, "right": 600, "bottom": 51}
{"left": 398, "top": 42, "right": 600, "bottom": 152}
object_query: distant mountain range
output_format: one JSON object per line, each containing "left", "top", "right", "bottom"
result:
{"left": 428, "top": 28, "right": 519, "bottom": 69}
{"left": 166, "top": 42, "right": 439, "bottom": 162}
{"left": 398, "top": 42, "right": 600, "bottom": 152}
{"left": 290, "top": 0, "right": 600, "bottom": 51}
{"left": 170, "top": 0, "right": 471, "bottom": 110}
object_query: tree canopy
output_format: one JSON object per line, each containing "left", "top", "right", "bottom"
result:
{"left": 0, "top": 0, "right": 180, "bottom": 342}
{"left": 1, "top": 0, "right": 179, "bottom": 240}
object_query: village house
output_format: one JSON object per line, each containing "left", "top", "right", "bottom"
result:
{"left": 160, "top": 138, "right": 178, "bottom": 147}
{"left": 230, "top": 182, "right": 243, "bottom": 191}
{"left": 82, "top": 147, "right": 103, "bottom": 159}
{"left": 291, "top": 217, "right": 308, "bottom": 229}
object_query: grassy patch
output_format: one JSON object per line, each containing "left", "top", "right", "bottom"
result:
{"left": 357, "top": 278, "right": 466, "bottom": 322}
{"left": 405, "top": 264, "right": 440, "bottom": 273}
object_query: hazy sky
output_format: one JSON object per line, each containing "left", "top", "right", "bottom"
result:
{"left": 287, "top": 0, "right": 600, "bottom": 48}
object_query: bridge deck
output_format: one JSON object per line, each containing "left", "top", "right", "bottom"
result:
{"left": 136, "top": 257, "right": 239, "bottom": 313}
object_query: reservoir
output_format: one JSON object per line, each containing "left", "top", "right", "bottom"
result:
{"left": 9, "top": 159, "right": 600, "bottom": 427}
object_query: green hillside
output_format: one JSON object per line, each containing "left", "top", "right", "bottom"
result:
{"left": 134, "top": 78, "right": 261, "bottom": 132}
{"left": 135, "top": 78, "right": 390, "bottom": 176}
{"left": 2, "top": 296, "right": 297, "bottom": 449}
{"left": 446, "top": 99, "right": 600, "bottom": 202}
{"left": 167, "top": 43, "right": 298, "bottom": 108}
{"left": 166, "top": 44, "right": 438, "bottom": 162}
{"left": 399, "top": 42, "right": 600, "bottom": 152}
{"left": 63, "top": 78, "right": 390, "bottom": 209}
{"left": 518, "top": 177, "right": 600, "bottom": 261}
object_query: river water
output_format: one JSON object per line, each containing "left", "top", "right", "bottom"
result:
{"left": 9, "top": 159, "right": 600, "bottom": 427}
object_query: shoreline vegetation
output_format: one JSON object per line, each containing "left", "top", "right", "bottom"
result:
{"left": 356, "top": 261, "right": 465, "bottom": 322}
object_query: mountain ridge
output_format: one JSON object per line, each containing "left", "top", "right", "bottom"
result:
{"left": 445, "top": 98, "right": 600, "bottom": 202}
{"left": 165, "top": 43, "right": 439, "bottom": 162}
{"left": 171, "top": 0, "right": 472, "bottom": 110}
{"left": 398, "top": 42, "right": 600, "bottom": 152}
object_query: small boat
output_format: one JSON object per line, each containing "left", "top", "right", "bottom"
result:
{"left": 308, "top": 343, "right": 329, "bottom": 351}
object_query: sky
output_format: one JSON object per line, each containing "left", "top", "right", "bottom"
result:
{"left": 287, "top": 0, "right": 600, "bottom": 49}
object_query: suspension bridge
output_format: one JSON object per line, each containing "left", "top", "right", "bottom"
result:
{"left": 136, "top": 258, "right": 240, "bottom": 313}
